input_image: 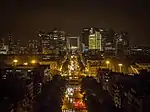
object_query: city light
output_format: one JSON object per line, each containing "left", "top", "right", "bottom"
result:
{"left": 70, "top": 66, "right": 74, "bottom": 70}
{"left": 13, "top": 59, "right": 18, "bottom": 63}
{"left": 2, "top": 27, "right": 150, "bottom": 112}
{"left": 118, "top": 63, "right": 123, "bottom": 67}
{"left": 85, "top": 67, "right": 89, "bottom": 72}
{"left": 65, "top": 94, "right": 69, "bottom": 98}
{"left": 70, "top": 98, "right": 73, "bottom": 103}
{"left": 69, "top": 77, "right": 72, "bottom": 79}
{"left": 74, "top": 101, "right": 86, "bottom": 109}
{"left": 118, "top": 63, "right": 123, "bottom": 73}
{"left": 106, "top": 60, "right": 110, "bottom": 64}
{"left": 31, "top": 60, "right": 37, "bottom": 64}
{"left": 106, "top": 60, "right": 110, "bottom": 68}
{"left": 23, "top": 62, "right": 28, "bottom": 65}
{"left": 59, "top": 66, "right": 62, "bottom": 71}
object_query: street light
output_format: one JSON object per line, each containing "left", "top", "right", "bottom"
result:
{"left": 13, "top": 59, "right": 18, "bottom": 63}
{"left": 106, "top": 61, "right": 110, "bottom": 68}
{"left": 31, "top": 60, "right": 37, "bottom": 64}
{"left": 24, "top": 62, "right": 28, "bottom": 65}
{"left": 118, "top": 63, "right": 123, "bottom": 72}
{"left": 13, "top": 59, "right": 18, "bottom": 66}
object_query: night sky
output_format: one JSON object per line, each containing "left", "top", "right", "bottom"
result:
{"left": 0, "top": 0, "right": 150, "bottom": 45}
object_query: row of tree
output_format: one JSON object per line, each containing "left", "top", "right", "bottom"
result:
{"left": 81, "top": 76, "right": 114, "bottom": 112}
{"left": 36, "top": 75, "right": 67, "bottom": 112}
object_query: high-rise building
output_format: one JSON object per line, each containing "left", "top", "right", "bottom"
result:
{"left": 81, "top": 28, "right": 103, "bottom": 52}
{"left": 39, "top": 29, "right": 67, "bottom": 55}
{"left": 115, "top": 32, "right": 129, "bottom": 56}
{"left": 7, "top": 33, "right": 22, "bottom": 54}
{"left": 8, "top": 32, "right": 14, "bottom": 54}
{"left": 88, "top": 28, "right": 102, "bottom": 51}
{"left": 0, "top": 38, "right": 4, "bottom": 48}
{"left": 81, "top": 28, "right": 91, "bottom": 48}
{"left": 13, "top": 40, "right": 21, "bottom": 54}
{"left": 40, "top": 34, "right": 50, "bottom": 54}
{"left": 20, "top": 46, "right": 28, "bottom": 54}
{"left": 28, "top": 40, "right": 39, "bottom": 54}
{"left": 0, "top": 38, "right": 8, "bottom": 54}
{"left": 102, "top": 29, "right": 116, "bottom": 55}
{"left": 67, "top": 37, "right": 80, "bottom": 51}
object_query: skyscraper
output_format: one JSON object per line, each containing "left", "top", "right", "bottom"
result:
{"left": 115, "top": 32, "right": 129, "bottom": 56}
{"left": 81, "top": 28, "right": 91, "bottom": 47}
{"left": 14, "top": 40, "right": 21, "bottom": 54}
{"left": 81, "top": 28, "right": 103, "bottom": 52}
{"left": 8, "top": 32, "right": 14, "bottom": 54}
{"left": 40, "top": 33, "right": 51, "bottom": 54}
{"left": 0, "top": 38, "right": 8, "bottom": 54}
{"left": 102, "top": 29, "right": 116, "bottom": 55}
{"left": 28, "top": 40, "right": 39, "bottom": 54}
{"left": 39, "top": 29, "right": 67, "bottom": 55}
{"left": 88, "top": 28, "right": 102, "bottom": 51}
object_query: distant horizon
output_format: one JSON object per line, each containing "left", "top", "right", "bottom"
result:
{"left": 0, "top": 0, "right": 150, "bottom": 46}
{"left": 0, "top": 28, "right": 150, "bottom": 47}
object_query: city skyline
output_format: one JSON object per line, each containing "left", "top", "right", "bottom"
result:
{"left": 0, "top": 0, "right": 150, "bottom": 46}
{"left": 0, "top": 1, "right": 150, "bottom": 112}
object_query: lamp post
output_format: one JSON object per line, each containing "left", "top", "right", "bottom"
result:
{"left": 12, "top": 59, "right": 18, "bottom": 75}
{"left": 13, "top": 59, "right": 18, "bottom": 66}
{"left": 31, "top": 60, "right": 37, "bottom": 64}
{"left": 118, "top": 63, "right": 123, "bottom": 73}
{"left": 106, "top": 61, "right": 110, "bottom": 68}
{"left": 24, "top": 62, "right": 28, "bottom": 66}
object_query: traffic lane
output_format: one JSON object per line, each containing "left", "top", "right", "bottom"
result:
{"left": 62, "top": 85, "right": 87, "bottom": 111}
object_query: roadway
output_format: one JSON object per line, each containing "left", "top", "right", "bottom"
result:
{"left": 61, "top": 55, "right": 87, "bottom": 112}
{"left": 62, "top": 83, "right": 87, "bottom": 112}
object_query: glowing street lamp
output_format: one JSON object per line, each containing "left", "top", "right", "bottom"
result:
{"left": 118, "top": 63, "right": 123, "bottom": 72}
{"left": 31, "top": 60, "right": 37, "bottom": 64}
{"left": 24, "top": 62, "right": 28, "bottom": 65}
{"left": 13, "top": 59, "right": 18, "bottom": 66}
{"left": 106, "top": 61, "right": 110, "bottom": 68}
{"left": 13, "top": 59, "right": 18, "bottom": 63}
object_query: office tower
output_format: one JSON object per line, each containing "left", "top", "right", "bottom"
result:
{"left": 39, "top": 29, "right": 67, "bottom": 55}
{"left": 115, "top": 32, "right": 129, "bottom": 56}
{"left": 0, "top": 38, "right": 4, "bottom": 48}
{"left": 28, "top": 40, "right": 39, "bottom": 54}
{"left": 20, "top": 46, "right": 28, "bottom": 54}
{"left": 0, "top": 38, "right": 8, "bottom": 54}
{"left": 13, "top": 40, "right": 21, "bottom": 54}
{"left": 67, "top": 36, "right": 80, "bottom": 51}
{"left": 81, "top": 28, "right": 104, "bottom": 52}
{"left": 8, "top": 32, "right": 13, "bottom": 54}
{"left": 58, "top": 31, "right": 67, "bottom": 55}
{"left": 81, "top": 28, "right": 90, "bottom": 47}
{"left": 102, "top": 29, "right": 116, "bottom": 55}
{"left": 88, "top": 28, "right": 102, "bottom": 51}
{"left": 39, "top": 32, "right": 51, "bottom": 54}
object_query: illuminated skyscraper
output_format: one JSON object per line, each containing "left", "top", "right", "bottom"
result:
{"left": 39, "top": 33, "right": 51, "bottom": 54}
{"left": 88, "top": 28, "right": 102, "bottom": 51}
{"left": 81, "top": 28, "right": 103, "bottom": 52}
